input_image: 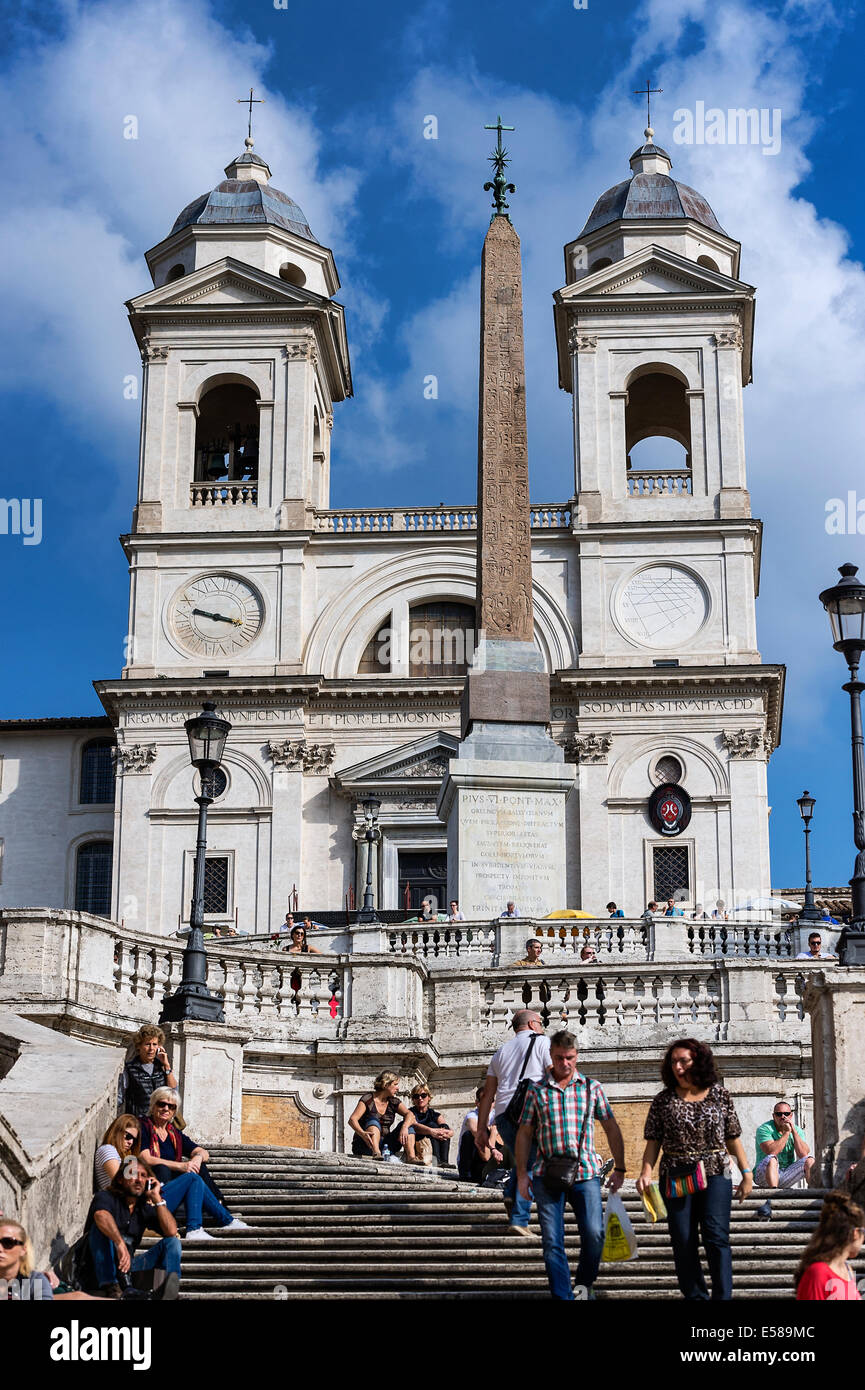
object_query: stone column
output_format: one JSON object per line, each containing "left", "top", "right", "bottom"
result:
{"left": 164, "top": 1019, "right": 252, "bottom": 1143}
{"left": 803, "top": 967, "right": 865, "bottom": 1185}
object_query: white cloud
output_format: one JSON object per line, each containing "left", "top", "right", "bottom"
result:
{"left": 0, "top": 0, "right": 363, "bottom": 440}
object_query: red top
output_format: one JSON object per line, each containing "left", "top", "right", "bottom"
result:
{"left": 796, "top": 1262, "right": 861, "bottom": 1301}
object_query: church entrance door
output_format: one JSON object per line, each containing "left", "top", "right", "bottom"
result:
{"left": 398, "top": 850, "right": 448, "bottom": 912}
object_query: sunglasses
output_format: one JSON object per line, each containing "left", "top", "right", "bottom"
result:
{"left": 0, "top": 1237, "right": 23, "bottom": 1251}
{"left": 155, "top": 1102, "right": 177, "bottom": 1111}
{"left": 774, "top": 1111, "right": 792, "bottom": 1118}
{"left": 123, "top": 1132, "right": 137, "bottom": 1143}
{"left": 413, "top": 1093, "right": 430, "bottom": 1100}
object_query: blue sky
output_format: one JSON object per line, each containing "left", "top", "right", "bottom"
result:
{"left": 0, "top": 0, "right": 863, "bottom": 888}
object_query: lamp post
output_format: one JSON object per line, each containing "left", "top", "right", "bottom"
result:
{"left": 160, "top": 702, "right": 231, "bottom": 1022}
{"left": 818, "top": 562, "right": 865, "bottom": 964}
{"left": 356, "top": 796, "right": 381, "bottom": 924}
{"left": 796, "top": 790, "right": 821, "bottom": 923}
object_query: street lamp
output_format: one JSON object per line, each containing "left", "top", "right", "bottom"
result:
{"left": 796, "top": 790, "right": 820, "bottom": 923}
{"left": 818, "top": 562, "right": 865, "bottom": 964}
{"left": 160, "top": 702, "right": 231, "bottom": 1022}
{"left": 356, "top": 796, "right": 381, "bottom": 924}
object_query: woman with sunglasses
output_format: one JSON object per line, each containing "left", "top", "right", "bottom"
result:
{"left": 0, "top": 1220, "right": 54, "bottom": 1300}
{"left": 795, "top": 1191, "right": 864, "bottom": 1300}
{"left": 284, "top": 924, "right": 322, "bottom": 954}
{"left": 405, "top": 1084, "right": 454, "bottom": 1166}
{"left": 138, "top": 1088, "right": 248, "bottom": 1240}
{"left": 95, "top": 1114, "right": 142, "bottom": 1190}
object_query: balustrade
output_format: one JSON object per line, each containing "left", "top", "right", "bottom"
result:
{"left": 190, "top": 481, "right": 258, "bottom": 507}
{"left": 312, "top": 503, "right": 571, "bottom": 534}
{"left": 484, "top": 965, "right": 723, "bottom": 1034}
{"left": 626, "top": 471, "right": 693, "bottom": 497}
{"left": 688, "top": 922, "right": 793, "bottom": 958}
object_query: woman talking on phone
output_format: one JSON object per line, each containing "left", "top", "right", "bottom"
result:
{"left": 118, "top": 1025, "right": 179, "bottom": 1118}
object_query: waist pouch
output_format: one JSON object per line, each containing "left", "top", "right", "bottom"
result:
{"left": 664, "top": 1160, "right": 707, "bottom": 1199}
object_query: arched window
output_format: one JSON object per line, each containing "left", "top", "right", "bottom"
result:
{"left": 409, "top": 602, "right": 476, "bottom": 677}
{"left": 80, "top": 739, "right": 115, "bottom": 804}
{"left": 358, "top": 621, "right": 391, "bottom": 675}
{"left": 166, "top": 263, "right": 186, "bottom": 282}
{"left": 590, "top": 257, "right": 612, "bottom": 272}
{"left": 195, "top": 383, "right": 260, "bottom": 485}
{"left": 696, "top": 254, "right": 719, "bottom": 272}
{"left": 625, "top": 370, "right": 691, "bottom": 475}
{"left": 75, "top": 841, "right": 113, "bottom": 916}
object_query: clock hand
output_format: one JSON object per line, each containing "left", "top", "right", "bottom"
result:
{"left": 191, "top": 607, "right": 243, "bottom": 627}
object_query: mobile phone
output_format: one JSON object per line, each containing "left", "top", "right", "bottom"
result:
{"left": 146, "top": 1179, "right": 155, "bottom": 1192}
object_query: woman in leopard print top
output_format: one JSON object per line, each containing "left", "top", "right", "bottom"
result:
{"left": 637, "top": 1038, "right": 753, "bottom": 1300}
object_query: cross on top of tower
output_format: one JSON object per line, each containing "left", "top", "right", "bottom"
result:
{"left": 633, "top": 78, "right": 663, "bottom": 140}
{"left": 237, "top": 87, "right": 265, "bottom": 148}
{"left": 483, "top": 115, "right": 516, "bottom": 221}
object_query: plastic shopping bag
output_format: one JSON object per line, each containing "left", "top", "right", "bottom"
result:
{"left": 640, "top": 1182, "right": 667, "bottom": 1223}
{"left": 601, "top": 1192, "right": 638, "bottom": 1262}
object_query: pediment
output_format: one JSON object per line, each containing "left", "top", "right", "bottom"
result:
{"left": 332, "top": 732, "right": 459, "bottom": 793}
{"left": 559, "top": 245, "right": 746, "bottom": 302}
{"left": 127, "top": 257, "right": 324, "bottom": 312}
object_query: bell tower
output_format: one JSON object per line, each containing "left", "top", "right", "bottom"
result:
{"left": 122, "top": 140, "right": 352, "bottom": 678}
{"left": 553, "top": 127, "right": 758, "bottom": 669}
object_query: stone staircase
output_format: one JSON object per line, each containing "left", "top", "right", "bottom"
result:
{"left": 168, "top": 1146, "right": 861, "bottom": 1300}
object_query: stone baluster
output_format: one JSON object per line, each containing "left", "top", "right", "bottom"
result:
{"left": 275, "top": 963, "right": 293, "bottom": 1018}
{"left": 114, "top": 942, "right": 135, "bottom": 999}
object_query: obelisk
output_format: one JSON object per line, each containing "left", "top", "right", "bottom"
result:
{"left": 437, "top": 120, "right": 574, "bottom": 923}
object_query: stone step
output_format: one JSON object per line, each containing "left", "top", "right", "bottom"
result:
{"left": 169, "top": 1147, "right": 836, "bottom": 1300}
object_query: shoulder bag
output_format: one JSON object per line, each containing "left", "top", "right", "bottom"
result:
{"left": 503, "top": 1033, "right": 540, "bottom": 1126}
{"left": 543, "top": 1076, "right": 592, "bottom": 1196}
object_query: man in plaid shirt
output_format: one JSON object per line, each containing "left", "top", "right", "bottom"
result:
{"left": 516, "top": 1029, "right": 625, "bottom": 1299}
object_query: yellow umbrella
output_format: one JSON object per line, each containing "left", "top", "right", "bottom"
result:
{"left": 544, "top": 909, "right": 595, "bottom": 919}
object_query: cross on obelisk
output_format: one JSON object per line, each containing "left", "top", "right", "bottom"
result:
{"left": 237, "top": 87, "right": 265, "bottom": 142}
{"left": 634, "top": 79, "right": 663, "bottom": 130}
{"left": 483, "top": 115, "right": 516, "bottom": 220}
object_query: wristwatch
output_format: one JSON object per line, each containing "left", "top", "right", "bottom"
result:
{"left": 152, "top": 1200, "right": 167, "bottom": 1207}
{"left": 740, "top": 1168, "right": 752, "bottom": 1175}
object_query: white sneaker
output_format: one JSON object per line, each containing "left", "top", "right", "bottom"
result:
{"left": 184, "top": 1227, "right": 217, "bottom": 1241}
{"left": 222, "top": 1218, "right": 250, "bottom": 1230}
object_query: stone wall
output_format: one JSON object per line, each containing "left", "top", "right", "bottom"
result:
{"left": 0, "top": 1009, "right": 123, "bottom": 1267}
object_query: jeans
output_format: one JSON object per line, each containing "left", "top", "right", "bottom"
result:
{"left": 495, "top": 1111, "right": 536, "bottom": 1227}
{"left": 160, "top": 1171, "right": 232, "bottom": 1229}
{"left": 87, "top": 1227, "right": 182, "bottom": 1288}
{"left": 665, "top": 1174, "right": 733, "bottom": 1300}
{"left": 351, "top": 1116, "right": 403, "bottom": 1157}
{"left": 533, "top": 1174, "right": 604, "bottom": 1299}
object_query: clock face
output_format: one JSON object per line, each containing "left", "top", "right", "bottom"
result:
{"left": 170, "top": 574, "right": 263, "bottom": 657}
{"left": 616, "top": 566, "right": 708, "bottom": 649}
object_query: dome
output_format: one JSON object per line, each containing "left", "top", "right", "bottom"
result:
{"left": 578, "top": 134, "right": 726, "bottom": 240}
{"left": 170, "top": 147, "right": 319, "bottom": 244}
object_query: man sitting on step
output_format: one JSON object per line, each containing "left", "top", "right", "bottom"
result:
{"left": 754, "top": 1101, "right": 817, "bottom": 1190}
{"left": 81, "top": 1160, "right": 181, "bottom": 1300}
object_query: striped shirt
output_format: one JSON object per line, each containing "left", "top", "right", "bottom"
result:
{"left": 519, "top": 1072, "right": 613, "bottom": 1180}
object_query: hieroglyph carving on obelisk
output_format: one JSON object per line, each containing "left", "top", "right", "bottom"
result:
{"left": 476, "top": 213, "right": 534, "bottom": 644}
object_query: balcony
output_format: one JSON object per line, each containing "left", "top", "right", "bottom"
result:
{"left": 190, "top": 481, "right": 258, "bottom": 507}
{"left": 627, "top": 470, "right": 693, "bottom": 497}
{"left": 312, "top": 503, "right": 572, "bottom": 534}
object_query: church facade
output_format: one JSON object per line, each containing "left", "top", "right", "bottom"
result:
{"left": 0, "top": 129, "right": 783, "bottom": 932}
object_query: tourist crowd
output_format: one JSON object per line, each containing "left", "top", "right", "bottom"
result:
{"left": 346, "top": 1014, "right": 861, "bottom": 1303}
{"left": 7, "top": 1019, "right": 860, "bottom": 1304}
